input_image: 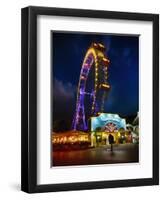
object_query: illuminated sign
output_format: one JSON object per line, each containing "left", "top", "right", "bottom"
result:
{"left": 91, "top": 113, "right": 126, "bottom": 131}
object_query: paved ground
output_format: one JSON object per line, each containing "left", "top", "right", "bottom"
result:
{"left": 52, "top": 143, "right": 139, "bottom": 166}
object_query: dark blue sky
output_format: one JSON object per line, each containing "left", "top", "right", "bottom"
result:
{"left": 52, "top": 32, "right": 139, "bottom": 126}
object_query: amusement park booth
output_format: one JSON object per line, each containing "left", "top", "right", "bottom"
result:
{"left": 90, "top": 113, "right": 128, "bottom": 147}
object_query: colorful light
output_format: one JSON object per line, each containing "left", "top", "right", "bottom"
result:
{"left": 72, "top": 43, "right": 110, "bottom": 131}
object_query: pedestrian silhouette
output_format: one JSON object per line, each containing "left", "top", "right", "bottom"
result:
{"left": 108, "top": 134, "right": 114, "bottom": 151}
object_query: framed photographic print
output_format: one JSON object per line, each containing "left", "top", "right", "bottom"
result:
{"left": 21, "top": 6, "right": 159, "bottom": 193}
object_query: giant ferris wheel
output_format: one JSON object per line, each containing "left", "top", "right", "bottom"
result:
{"left": 72, "top": 43, "right": 110, "bottom": 131}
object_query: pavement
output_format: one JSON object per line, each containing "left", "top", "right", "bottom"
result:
{"left": 52, "top": 143, "right": 139, "bottom": 166}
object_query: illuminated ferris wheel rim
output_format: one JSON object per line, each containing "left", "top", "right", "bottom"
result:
{"left": 78, "top": 43, "right": 110, "bottom": 99}
{"left": 72, "top": 42, "right": 110, "bottom": 131}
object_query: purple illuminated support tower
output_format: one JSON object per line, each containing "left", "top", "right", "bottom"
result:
{"left": 72, "top": 43, "right": 110, "bottom": 131}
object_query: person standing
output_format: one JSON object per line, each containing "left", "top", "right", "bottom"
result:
{"left": 108, "top": 134, "right": 114, "bottom": 151}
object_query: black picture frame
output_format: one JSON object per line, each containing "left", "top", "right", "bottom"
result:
{"left": 21, "top": 6, "right": 159, "bottom": 193}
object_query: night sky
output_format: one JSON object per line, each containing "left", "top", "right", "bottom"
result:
{"left": 52, "top": 32, "right": 139, "bottom": 131}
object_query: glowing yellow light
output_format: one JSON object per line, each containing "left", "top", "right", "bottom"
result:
{"left": 99, "top": 43, "right": 105, "bottom": 48}
{"left": 100, "top": 84, "right": 110, "bottom": 89}
{"left": 103, "top": 58, "right": 108, "bottom": 62}
{"left": 93, "top": 43, "right": 97, "bottom": 47}
{"left": 98, "top": 52, "right": 104, "bottom": 57}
